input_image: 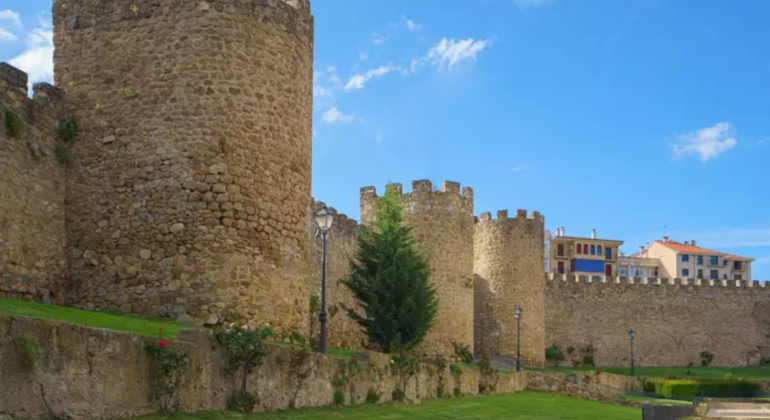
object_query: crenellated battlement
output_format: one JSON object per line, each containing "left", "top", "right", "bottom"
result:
{"left": 475, "top": 209, "right": 544, "bottom": 226}
{"left": 360, "top": 180, "right": 474, "bottom": 223}
{"left": 311, "top": 200, "right": 360, "bottom": 237}
{"left": 53, "top": 0, "right": 312, "bottom": 36}
{"left": 546, "top": 273, "right": 769, "bottom": 290}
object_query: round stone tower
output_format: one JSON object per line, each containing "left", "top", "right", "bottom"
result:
{"left": 474, "top": 209, "right": 545, "bottom": 366}
{"left": 53, "top": 0, "right": 315, "bottom": 328}
{"left": 360, "top": 180, "right": 475, "bottom": 355}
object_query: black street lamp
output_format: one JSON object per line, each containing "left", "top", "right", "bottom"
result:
{"left": 314, "top": 206, "right": 334, "bottom": 355}
{"left": 515, "top": 305, "right": 522, "bottom": 372}
{"left": 629, "top": 330, "right": 635, "bottom": 376}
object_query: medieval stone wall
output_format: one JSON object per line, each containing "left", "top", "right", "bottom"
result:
{"left": 360, "top": 181, "right": 475, "bottom": 355}
{"left": 305, "top": 201, "right": 365, "bottom": 350}
{"left": 0, "top": 65, "right": 68, "bottom": 303}
{"left": 474, "top": 209, "right": 545, "bottom": 365}
{"left": 546, "top": 276, "right": 770, "bottom": 367}
{"left": 52, "top": 0, "right": 315, "bottom": 328}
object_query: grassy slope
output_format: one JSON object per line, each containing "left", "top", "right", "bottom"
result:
{"left": 0, "top": 298, "right": 193, "bottom": 337}
{"left": 136, "top": 392, "right": 640, "bottom": 420}
{"left": 544, "top": 366, "right": 770, "bottom": 380}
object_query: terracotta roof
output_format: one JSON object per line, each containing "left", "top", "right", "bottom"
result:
{"left": 656, "top": 241, "right": 753, "bottom": 260}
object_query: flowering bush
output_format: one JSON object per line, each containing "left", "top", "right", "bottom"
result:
{"left": 216, "top": 321, "right": 274, "bottom": 412}
{"left": 144, "top": 330, "right": 189, "bottom": 414}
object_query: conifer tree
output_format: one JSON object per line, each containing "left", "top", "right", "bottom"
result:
{"left": 342, "top": 185, "right": 437, "bottom": 353}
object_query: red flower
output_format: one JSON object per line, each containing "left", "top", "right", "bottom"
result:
{"left": 158, "top": 340, "right": 167, "bottom": 348}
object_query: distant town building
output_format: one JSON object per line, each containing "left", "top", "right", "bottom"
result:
{"left": 547, "top": 227, "right": 624, "bottom": 279}
{"left": 632, "top": 237, "right": 754, "bottom": 281}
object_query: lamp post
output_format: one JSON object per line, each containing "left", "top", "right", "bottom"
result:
{"left": 629, "top": 330, "right": 635, "bottom": 376}
{"left": 314, "top": 206, "right": 334, "bottom": 355}
{"left": 515, "top": 305, "right": 522, "bottom": 372}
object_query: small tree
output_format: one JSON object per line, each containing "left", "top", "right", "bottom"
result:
{"left": 342, "top": 184, "right": 437, "bottom": 353}
{"left": 545, "top": 345, "right": 566, "bottom": 367}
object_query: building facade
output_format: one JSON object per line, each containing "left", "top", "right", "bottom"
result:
{"left": 635, "top": 238, "right": 754, "bottom": 280}
{"left": 547, "top": 228, "right": 624, "bottom": 280}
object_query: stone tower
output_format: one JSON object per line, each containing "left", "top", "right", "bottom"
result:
{"left": 52, "top": 0, "right": 315, "bottom": 327}
{"left": 474, "top": 209, "right": 545, "bottom": 365}
{"left": 360, "top": 180, "right": 475, "bottom": 355}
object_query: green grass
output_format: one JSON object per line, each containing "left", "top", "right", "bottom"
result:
{"left": 543, "top": 366, "right": 770, "bottom": 380}
{"left": 616, "top": 395, "right": 692, "bottom": 406}
{"left": 135, "top": 392, "right": 640, "bottom": 420}
{"left": 0, "top": 298, "right": 194, "bottom": 338}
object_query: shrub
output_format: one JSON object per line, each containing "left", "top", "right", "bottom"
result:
{"left": 478, "top": 356, "right": 500, "bottom": 395}
{"left": 723, "top": 373, "right": 733, "bottom": 380}
{"left": 581, "top": 355, "right": 595, "bottom": 367}
{"left": 3, "top": 107, "right": 23, "bottom": 138}
{"left": 390, "top": 346, "right": 421, "bottom": 402}
{"left": 144, "top": 338, "right": 189, "bottom": 414}
{"left": 54, "top": 142, "right": 70, "bottom": 165}
{"left": 449, "top": 363, "right": 463, "bottom": 377}
{"left": 54, "top": 118, "right": 78, "bottom": 142}
{"left": 342, "top": 183, "right": 437, "bottom": 352}
{"left": 436, "top": 386, "right": 444, "bottom": 398}
{"left": 453, "top": 387, "right": 461, "bottom": 397}
{"left": 566, "top": 346, "right": 575, "bottom": 355}
{"left": 452, "top": 342, "right": 474, "bottom": 364}
{"left": 15, "top": 334, "right": 41, "bottom": 369}
{"left": 700, "top": 351, "right": 714, "bottom": 367}
{"left": 216, "top": 322, "right": 273, "bottom": 412}
{"left": 332, "top": 390, "right": 345, "bottom": 406}
{"left": 700, "top": 379, "right": 761, "bottom": 398}
{"left": 656, "top": 380, "right": 700, "bottom": 398}
{"left": 545, "top": 345, "right": 566, "bottom": 367}
{"left": 365, "top": 390, "right": 381, "bottom": 404}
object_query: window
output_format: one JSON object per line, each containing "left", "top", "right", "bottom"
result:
{"left": 544, "top": 240, "right": 549, "bottom": 251}
{"left": 605, "top": 247, "right": 612, "bottom": 259}
{"left": 709, "top": 256, "right": 719, "bottom": 265}
{"left": 653, "top": 267, "right": 659, "bottom": 277}
{"left": 682, "top": 268, "right": 689, "bottom": 277}
{"left": 557, "top": 261, "right": 565, "bottom": 274}
{"left": 590, "top": 245, "right": 596, "bottom": 255}
{"left": 723, "top": 260, "right": 728, "bottom": 266}
{"left": 597, "top": 245, "right": 603, "bottom": 255}
{"left": 681, "top": 254, "right": 690, "bottom": 262}
{"left": 698, "top": 269, "right": 703, "bottom": 279}
{"left": 545, "top": 257, "right": 550, "bottom": 271}
{"left": 710, "top": 270, "right": 718, "bottom": 279}
{"left": 557, "top": 244, "right": 564, "bottom": 257}
{"left": 697, "top": 255, "right": 703, "bottom": 265}
{"left": 734, "top": 261, "right": 743, "bottom": 270}
{"left": 619, "top": 265, "right": 629, "bottom": 277}
{"left": 583, "top": 244, "right": 589, "bottom": 254}
{"left": 576, "top": 243, "right": 581, "bottom": 255}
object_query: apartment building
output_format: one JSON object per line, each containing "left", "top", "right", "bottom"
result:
{"left": 547, "top": 227, "right": 624, "bottom": 278}
{"left": 635, "top": 237, "right": 754, "bottom": 281}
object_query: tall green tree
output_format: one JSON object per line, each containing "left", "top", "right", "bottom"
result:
{"left": 342, "top": 185, "right": 438, "bottom": 353}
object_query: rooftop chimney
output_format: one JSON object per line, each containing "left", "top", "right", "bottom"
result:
{"left": 663, "top": 236, "right": 669, "bottom": 243}
{"left": 561, "top": 227, "right": 566, "bottom": 237}
{"left": 692, "top": 240, "right": 697, "bottom": 247}
{"left": 591, "top": 229, "right": 597, "bottom": 239}
{"left": 639, "top": 246, "right": 644, "bottom": 255}
{"left": 684, "top": 241, "right": 690, "bottom": 245}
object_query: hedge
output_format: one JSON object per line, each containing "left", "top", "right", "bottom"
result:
{"left": 643, "top": 378, "right": 762, "bottom": 399}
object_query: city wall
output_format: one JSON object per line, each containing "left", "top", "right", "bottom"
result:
{"left": 546, "top": 275, "right": 770, "bottom": 367}
{"left": 0, "top": 65, "right": 69, "bottom": 304}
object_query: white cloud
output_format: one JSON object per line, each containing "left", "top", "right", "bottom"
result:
{"left": 314, "top": 85, "right": 335, "bottom": 98}
{"left": 412, "top": 38, "right": 491, "bottom": 72}
{"left": 510, "top": 164, "right": 528, "bottom": 172}
{"left": 0, "top": 29, "right": 17, "bottom": 43}
{"left": 328, "top": 74, "right": 342, "bottom": 84}
{"left": 671, "top": 122, "right": 738, "bottom": 162}
{"left": 402, "top": 16, "right": 422, "bottom": 31}
{"left": 322, "top": 107, "right": 355, "bottom": 125}
{"left": 9, "top": 25, "right": 54, "bottom": 88}
{"left": 372, "top": 32, "right": 388, "bottom": 45}
{"left": 345, "top": 64, "right": 399, "bottom": 91}
{"left": 0, "top": 9, "right": 21, "bottom": 29}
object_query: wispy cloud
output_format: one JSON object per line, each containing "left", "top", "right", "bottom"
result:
{"left": 401, "top": 16, "right": 422, "bottom": 31}
{"left": 510, "top": 164, "right": 528, "bottom": 173}
{"left": 0, "top": 29, "right": 16, "bottom": 43}
{"left": 756, "top": 138, "right": 769, "bottom": 147}
{"left": 411, "top": 38, "right": 491, "bottom": 72}
{"left": 9, "top": 15, "right": 54, "bottom": 89}
{"left": 0, "top": 9, "right": 22, "bottom": 29}
{"left": 372, "top": 32, "right": 389, "bottom": 45}
{"left": 322, "top": 107, "right": 355, "bottom": 125}
{"left": 345, "top": 64, "right": 399, "bottom": 91}
{"left": 671, "top": 122, "right": 738, "bottom": 162}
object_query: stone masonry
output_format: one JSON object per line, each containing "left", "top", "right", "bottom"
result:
{"left": 52, "top": 0, "right": 315, "bottom": 328}
{"left": 2, "top": 0, "right": 770, "bottom": 367}
{"left": 474, "top": 209, "right": 545, "bottom": 365}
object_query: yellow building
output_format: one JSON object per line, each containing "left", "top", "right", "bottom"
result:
{"left": 547, "top": 228, "right": 624, "bottom": 279}
{"left": 634, "top": 237, "right": 754, "bottom": 281}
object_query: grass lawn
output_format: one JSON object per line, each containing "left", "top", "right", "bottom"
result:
{"left": 136, "top": 392, "right": 640, "bottom": 420}
{"left": 616, "top": 395, "right": 692, "bottom": 406}
{"left": 543, "top": 366, "right": 770, "bottom": 380}
{"left": 0, "top": 298, "right": 193, "bottom": 338}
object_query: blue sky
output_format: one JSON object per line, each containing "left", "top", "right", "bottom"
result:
{"left": 2, "top": 0, "right": 770, "bottom": 277}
